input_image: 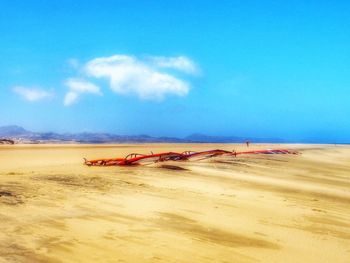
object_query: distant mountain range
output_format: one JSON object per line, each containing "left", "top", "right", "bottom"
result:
{"left": 0, "top": 125, "right": 284, "bottom": 144}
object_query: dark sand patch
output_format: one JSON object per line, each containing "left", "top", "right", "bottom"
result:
{"left": 0, "top": 183, "right": 26, "bottom": 205}
{"left": 38, "top": 174, "right": 113, "bottom": 191}
{"left": 0, "top": 242, "right": 60, "bottom": 263}
{"left": 158, "top": 164, "right": 189, "bottom": 171}
{"left": 157, "top": 213, "right": 279, "bottom": 249}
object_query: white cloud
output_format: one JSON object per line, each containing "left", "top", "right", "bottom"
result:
{"left": 64, "top": 78, "right": 102, "bottom": 106}
{"left": 84, "top": 54, "right": 196, "bottom": 100}
{"left": 64, "top": 91, "right": 79, "bottom": 106}
{"left": 13, "top": 86, "right": 53, "bottom": 102}
{"left": 149, "top": 56, "right": 199, "bottom": 75}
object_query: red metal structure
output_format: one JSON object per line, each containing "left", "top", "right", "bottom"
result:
{"left": 84, "top": 152, "right": 185, "bottom": 166}
{"left": 235, "top": 149, "right": 298, "bottom": 155}
{"left": 181, "top": 149, "right": 233, "bottom": 160}
{"left": 84, "top": 148, "right": 298, "bottom": 167}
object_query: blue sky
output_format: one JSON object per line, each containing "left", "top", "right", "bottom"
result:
{"left": 1, "top": 0, "right": 349, "bottom": 142}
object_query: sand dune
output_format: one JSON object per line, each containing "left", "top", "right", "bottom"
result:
{"left": 0, "top": 144, "right": 349, "bottom": 262}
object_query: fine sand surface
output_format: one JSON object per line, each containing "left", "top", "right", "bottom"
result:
{"left": 0, "top": 144, "right": 349, "bottom": 263}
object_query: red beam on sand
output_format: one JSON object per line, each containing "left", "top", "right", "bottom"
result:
{"left": 84, "top": 148, "right": 298, "bottom": 167}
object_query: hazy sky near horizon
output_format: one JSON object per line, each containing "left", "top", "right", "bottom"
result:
{"left": 1, "top": 0, "right": 349, "bottom": 142}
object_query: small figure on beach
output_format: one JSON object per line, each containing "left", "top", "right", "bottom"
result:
{"left": 245, "top": 141, "right": 250, "bottom": 147}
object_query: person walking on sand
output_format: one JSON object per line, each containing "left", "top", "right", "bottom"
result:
{"left": 245, "top": 141, "right": 250, "bottom": 147}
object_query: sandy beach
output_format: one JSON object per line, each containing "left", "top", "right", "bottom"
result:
{"left": 0, "top": 144, "right": 349, "bottom": 263}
